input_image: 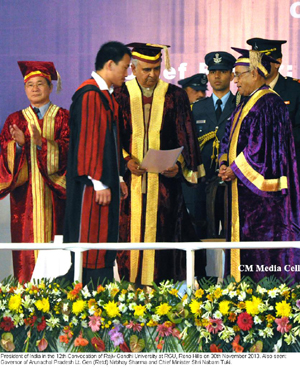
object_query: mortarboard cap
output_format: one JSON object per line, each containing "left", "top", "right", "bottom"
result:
{"left": 18, "top": 61, "right": 62, "bottom": 92}
{"left": 205, "top": 51, "right": 236, "bottom": 71}
{"left": 231, "top": 47, "right": 279, "bottom": 77}
{"left": 246, "top": 38, "right": 286, "bottom": 59}
{"left": 178, "top": 73, "right": 208, "bottom": 91}
{"left": 126, "top": 42, "right": 171, "bottom": 70}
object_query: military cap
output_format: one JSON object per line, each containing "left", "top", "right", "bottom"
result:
{"left": 178, "top": 73, "right": 208, "bottom": 91}
{"left": 246, "top": 38, "right": 286, "bottom": 59}
{"left": 205, "top": 51, "right": 236, "bottom": 71}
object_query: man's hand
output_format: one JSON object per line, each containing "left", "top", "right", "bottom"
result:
{"left": 218, "top": 164, "right": 236, "bottom": 181}
{"left": 30, "top": 124, "right": 42, "bottom": 147}
{"left": 161, "top": 164, "right": 179, "bottom": 178}
{"left": 9, "top": 124, "right": 25, "bottom": 147}
{"left": 120, "top": 181, "right": 128, "bottom": 199}
{"left": 127, "top": 159, "right": 146, "bottom": 176}
{"left": 95, "top": 188, "right": 111, "bottom": 205}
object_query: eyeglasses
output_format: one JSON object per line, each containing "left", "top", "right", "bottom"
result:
{"left": 233, "top": 70, "right": 250, "bottom": 79}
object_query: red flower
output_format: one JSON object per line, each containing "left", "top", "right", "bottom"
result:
{"left": 0, "top": 317, "right": 15, "bottom": 332}
{"left": 91, "top": 337, "right": 105, "bottom": 352}
{"left": 120, "top": 341, "right": 131, "bottom": 352}
{"left": 237, "top": 312, "right": 253, "bottom": 331}
{"left": 232, "top": 335, "right": 244, "bottom": 353}
{"left": 37, "top": 317, "right": 47, "bottom": 332}
{"left": 210, "top": 344, "right": 222, "bottom": 352}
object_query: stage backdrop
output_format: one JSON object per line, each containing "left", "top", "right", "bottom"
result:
{"left": 0, "top": 0, "right": 299, "bottom": 245}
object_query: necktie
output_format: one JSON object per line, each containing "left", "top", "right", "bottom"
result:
{"left": 33, "top": 107, "right": 41, "bottom": 118}
{"left": 215, "top": 99, "right": 222, "bottom": 122}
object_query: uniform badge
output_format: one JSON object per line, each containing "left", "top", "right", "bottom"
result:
{"left": 213, "top": 53, "right": 222, "bottom": 64}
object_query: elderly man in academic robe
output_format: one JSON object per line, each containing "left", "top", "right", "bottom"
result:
{"left": 114, "top": 43, "right": 205, "bottom": 286}
{"left": 218, "top": 48, "right": 300, "bottom": 283}
{"left": 0, "top": 61, "right": 70, "bottom": 282}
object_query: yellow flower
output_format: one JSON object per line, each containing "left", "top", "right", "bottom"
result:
{"left": 164, "top": 321, "right": 173, "bottom": 328}
{"left": 147, "top": 319, "right": 158, "bottom": 327}
{"left": 195, "top": 289, "right": 204, "bottom": 299}
{"left": 104, "top": 301, "right": 120, "bottom": 318}
{"left": 169, "top": 288, "right": 179, "bottom": 297}
{"left": 195, "top": 319, "right": 202, "bottom": 326}
{"left": 207, "top": 294, "right": 213, "bottom": 302}
{"left": 189, "top": 299, "right": 202, "bottom": 316}
{"left": 266, "top": 314, "right": 275, "bottom": 323}
{"left": 8, "top": 294, "right": 22, "bottom": 312}
{"left": 134, "top": 304, "right": 146, "bottom": 317}
{"left": 181, "top": 294, "right": 188, "bottom": 302}
{"left": 219, "top": 300, "right": 231, "bottom": 316}
{"left": 155, "top": 303, "right": 172, "bottom": 316}
{"left": 121, "top": 289, "right": 127, "bottom": 295}
{"left": 233, "top": 325, "right": 240, "bottom": 332}
{"left": 282, "top": 291, "right": 290, "bottom": 300}
{"left": 276, "top": 301, "right": 292, "bottom": 317}
{"left": 238, "top": 302, "right": 246, "bottom": 310}
{"left": 202, "top": 318, "right": 210, "bottom": 327}
{"left": 97, "top": 285, "right": 105, "bottom": 294}
{"left": 35, "top": 298, "right": 50, "bottom": 313}
{"left": 214, "top": 288, "right": 222, "bottom": 299}
{"left": 247, "top": 288, "right": 253, "bottom": 294}
{"left": 72, "top": 300, "right": 86, "bottom": 315}
{"left": 245, "top": 296, "right": 262, "bottom": 316}
{"left": 110, "top": 288, "right": 119, "bottom": 298}
{"left": 67, "top": 292, "right": 77, "bottom": 301}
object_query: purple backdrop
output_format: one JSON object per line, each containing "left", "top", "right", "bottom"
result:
{"left": 1, "top": 0, "right": 300, "bottom": 129}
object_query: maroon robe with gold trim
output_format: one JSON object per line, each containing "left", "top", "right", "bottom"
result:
{"left": 0, "top": 105, "right": 69, "bottom": 282}
{"left": 63, "top": 79, "right": 121, "bottom": 270}
{"left": 114, "top": 78, "right": 205, "bottom": 285}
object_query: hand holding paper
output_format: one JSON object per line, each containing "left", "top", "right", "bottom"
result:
{"left": 140, "top": 147, "right": 183, "bottom": 173}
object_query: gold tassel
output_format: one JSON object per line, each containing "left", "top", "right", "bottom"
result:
{"left": 249, "top": 50, "right": 262, "bottom": 72}
{"left": 147, "top": 43, "right": 171, "bottom": 71}
{"left": 56, "top": 70, "right": 62, "bottom": 93}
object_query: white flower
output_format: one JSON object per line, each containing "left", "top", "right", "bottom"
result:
{"left": 258, "top": 327, "right": 273, "bottom": 338}
{"left": 268, "top": 288, "right": 279, "bottom": 298}
{"left": 213, "top": 311, "right": 222, "bottom": 319}
{"left": 145, "top": 303, "right": 152, "bottom": 310}
{"left": 151, "top": 314, "right": 160, "bottom": 322}
{"left": 46, "top": 316, "right": 60, "bottom": 329}
{"left": 71, "top": 317, "right": 79, "bottom": 326}
{"left": 119, "top": 303, "right": 128, "bottom": 313}
{"left": 138, "top": 291, "right": 145, "bottom": 301}
{"left": 81, "top": 320, "right": 88, "bottom": 328}
{"left": 81, "top": 286, "right": 91, "bottom": 299}
{"left": 254, "top": 316, "right": 262, "bottom": 325}
{"left": 218, "top": 326, "right": 235, "bottom": 343}
{"left": 284, "top": 333, "right": 296, "bottom": 346}
{"left": 199, "top": 329, "right": 212, "bottom": 343}
{"left": 0, "top": 300, "right": 6, "bottom": 311}
{"left": 229, "top": 290, "right": 237, "bottom": 298}
{"left": 238, "top": 291, "right": 246, "bottom": 301}
{"left": 127, "top": 292, "right": 135, "bottom": 301}
{"left": 62, "top": 303, "right": 69, "bottom": 312}
{"left": 129, "top": 302, "right": 137, "bottom": 311}
{"left": 273, "top": 338, "right": 282, "bottom": 352}
{"left": 243, "top": 331, "right": 255, "bottom": 344}
{"left": 256, "top": 285, "right": 267, "bottom": 295}
{"left": 118, "top": 293, "right": 126, "bottom": 302}
{"left": 63, "top": 314, "right": 69, "bottom": 322}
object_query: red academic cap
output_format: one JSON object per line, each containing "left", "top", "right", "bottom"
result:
{"left": 126, "top": 42, "right": 171, "bottom": 70}
{"left": 18, "top": 61, "right": 61, "bottom": 91}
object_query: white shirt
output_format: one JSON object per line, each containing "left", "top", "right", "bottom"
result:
{"left": 88, "top": 72, "right": 123, "bottom": 191}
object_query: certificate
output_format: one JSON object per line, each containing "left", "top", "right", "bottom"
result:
{"left": 140, "top": 147, "right": 183, "bottom": 173}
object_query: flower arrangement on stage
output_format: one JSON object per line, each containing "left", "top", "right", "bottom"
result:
{"left": 1, "top": 275, "right": 300, "bottom": 352}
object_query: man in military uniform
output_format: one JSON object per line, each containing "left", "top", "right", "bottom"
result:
{"left": 247, "top": 37, "right": 300, "bottom": 181}
{"left": 178, "top": 73, "right": 208, "bottom": 106}
{"left": 187, "top": 51, "right": 237, "bottom": 240}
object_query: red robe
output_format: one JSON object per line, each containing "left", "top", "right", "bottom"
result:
{"left": 63, "top": 79, "right": 122, "bottom": 270}
{"left": 0, "top": 105, "right": 70, "bottom": 282}
{"left": 114, "top": 78, "right": 205, "bottom": 285}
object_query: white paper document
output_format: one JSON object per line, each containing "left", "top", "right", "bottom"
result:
{"left": 140, "top": 147, "right": 183, "bottom": 173}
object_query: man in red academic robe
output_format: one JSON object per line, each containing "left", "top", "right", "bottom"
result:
{"left": 63, "top": 41, "right": 130, "bottom": 286}
{"left": 114, "top": 43, "right": 206, "bottom": 286}
{"left": 0, "top": 61, "right": 70, "bottom": 282}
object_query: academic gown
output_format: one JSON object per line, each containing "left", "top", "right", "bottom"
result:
{"left": 63, "top": 79, "right": 121, "bottom": 272}
{"left": 219, "top": 85, "right": 300, "bottom": 283}
{"left": 114, "top": 78, "right": 205, "bottom": 286}
{"left": 0, "top": 105, "right": 69, "bottom": 282}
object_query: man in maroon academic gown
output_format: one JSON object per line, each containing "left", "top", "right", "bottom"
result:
{"left": 114, "top": 43, "right": 206, "bottom": 286}
{"left": 0, "top": 61, "right": 69, "bottom": 282}
{"left": 63, "top": 41, "right": 130, "bottom": 286}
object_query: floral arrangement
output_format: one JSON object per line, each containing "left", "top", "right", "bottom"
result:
{"left": 1, "top": 275, "right": 300, "bottom": 352}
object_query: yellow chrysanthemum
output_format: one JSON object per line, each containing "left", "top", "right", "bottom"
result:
{"left": 245, "top": 296, "right": 262, "bottom": 316}
{"left": 72, "top": 300, "right": 86, "bottom": 315}
{"left": 8, "top": 294, "right": 22, "bottom": 312}
{"left": 155, "top": 303, "right": 172, "bottom": 316}
{"left": 214, "top": 288, "right": 222, "bottom": 299}
{"left": 219, "top": 300, "right": 231, "bottom": 316}
{"left": 276, "top": 301, "right": 292, "bottom": 318}
{"left": 35, "top": 298, "right": 50, "bottom": 313}
{"left": 104, "top": 301, "right": 120, "bottom": 318}
{"left": 189, "top": 299, "right": 202, "bottom": 316}
{"left": 169, "top": 288, "right": 179, "bottom": 297}
{"left": 134, "top": 304, "right": 146, "bottom": 317}
{"left": 67, "top": 291, "right": 77, "bottom": 301}
{"left": 282, "top": 291, "right": 290, "bottom": 300}
{"left": 195, "top": 289, "right": 204, "bottom": 299}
